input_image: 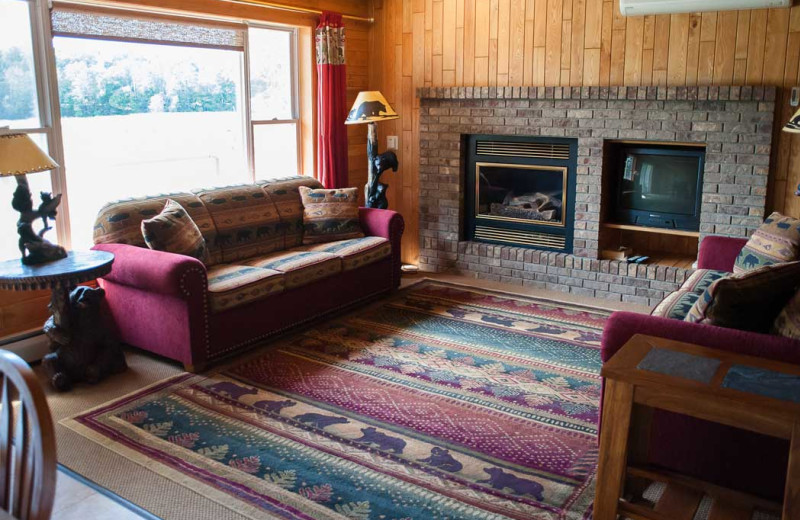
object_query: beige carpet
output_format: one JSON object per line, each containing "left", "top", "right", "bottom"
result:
{"left": 40, "top": 275, "right": 648, "bottom": 520}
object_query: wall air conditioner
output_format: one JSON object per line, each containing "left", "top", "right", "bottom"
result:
{"left": 619, "top": 0, "right": 790, "bottom": 16}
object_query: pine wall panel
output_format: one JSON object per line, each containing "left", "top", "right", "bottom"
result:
{"left": 368, "top": 0, "right": 800, "bottom": 264}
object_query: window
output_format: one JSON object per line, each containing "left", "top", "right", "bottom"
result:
{"left": 53, "top": 36, "right": 249, "bottom": 249}
{"left": 0, "top": 5, "right": 306, "bottom": 257}
{"left": 248, "top": 26, "right": 300, "bottom": 180}
{"left": 0, "top": 0, "right": 60, "bottom": 261}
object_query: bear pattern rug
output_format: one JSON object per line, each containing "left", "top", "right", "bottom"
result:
{"left": 64, "top": 281, "right": 610, "bottom": 519}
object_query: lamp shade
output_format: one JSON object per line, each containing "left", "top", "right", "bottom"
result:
{"left": 784, "top": 108, "right": 800, "bottom": 134}
{"left": 0, "top": 132, "right": 58, "bottom": 176}
{"left": 345, "top": 91, "right": 398, "bottom": 125}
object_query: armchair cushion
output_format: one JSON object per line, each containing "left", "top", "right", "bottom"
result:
{"left": 686, "top": 261, "right": 800, "bottom": 332}
{"left": 298, "top": 186, "right": 364, "bottom": 244}
{"left": 206, "top": 264, "right": 284, "bottom": 313}
{"left": 141, "top": 199, "right": 209, "bottom": 263}
{"left": 243, "top": 250, "right": 341, "bottom": 289}
{"left": 773, "top": 290, "right": 800, "bottom": 340}
{"left": 678, "top": 269, "right": 728, "bottom": 294}
{"left": 295, "top": 236, "right": 391, "bottom": 271}
{"left": 733, "top": 212, "right": 800, "bottom": 273}
{"left": 651, "top": 290, "right": 701, "bottom": 320}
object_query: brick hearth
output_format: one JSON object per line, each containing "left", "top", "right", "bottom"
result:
{"left": 417, "top": 85, "right": 776, "bottom": 305}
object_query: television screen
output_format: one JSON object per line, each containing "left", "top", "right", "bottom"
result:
{"left": 619, "top": 152, "right": 701, "bottom": 216}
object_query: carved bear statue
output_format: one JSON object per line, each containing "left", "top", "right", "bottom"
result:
{"left": 42, "top": 286, "right": 127, "bottom": 391}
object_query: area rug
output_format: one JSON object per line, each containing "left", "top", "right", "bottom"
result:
{"left": 62, "top": 280, "right": 610, "bottom": 519}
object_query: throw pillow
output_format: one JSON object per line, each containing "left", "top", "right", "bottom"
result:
{"left": 773, "top": 290, "right": 800, "bottom": 340}
{"left": 733, "top": 212, "right": 800, "bottom": 273}
{"left": 298, "top": 186, "right": 364, "bottom": 244}
{"left": 141, "top": 199, "right": 209, "bottom": 262}
{"left": 685, "top": 260, "right": 800, "bottom": 332}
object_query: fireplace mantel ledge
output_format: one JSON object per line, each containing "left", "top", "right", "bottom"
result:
{"left": 416, "top": 85, "right": 777, "bottom": 103}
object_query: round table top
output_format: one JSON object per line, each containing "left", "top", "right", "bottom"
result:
{"left": 0, "top": 251, "right": 114, "bottom": 291}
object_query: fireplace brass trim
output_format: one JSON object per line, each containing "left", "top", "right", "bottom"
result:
{"left": 475, "top": 162, "right": 568, "bottom": 228}
{"left": 474, "top": 225, "right": 567, "bottom": 248}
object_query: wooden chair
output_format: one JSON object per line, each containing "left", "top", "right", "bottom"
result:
{"left": 0, "top": 350, "right": 56, "bottom": 520}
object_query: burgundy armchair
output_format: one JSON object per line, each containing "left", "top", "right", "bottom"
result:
{"left": 601, "top": 235, "right": 800, "bottom": 499}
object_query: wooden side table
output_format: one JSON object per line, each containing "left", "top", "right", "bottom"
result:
{"left": 595, "top": 334, "right": 799, "bottom": 520}
{"left": 0, "top": 251, "right": 126, "bottom": 390}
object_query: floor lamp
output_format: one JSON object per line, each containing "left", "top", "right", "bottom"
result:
{"left": 345, "top": 91, "right": 399, "bottom": 209}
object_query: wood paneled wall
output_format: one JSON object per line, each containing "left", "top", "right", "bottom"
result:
{"left": 0, "top": 0, "right": 371, "bottom": 340}
{"left": 368, "top": 0, "right": 800, "bottom": 264}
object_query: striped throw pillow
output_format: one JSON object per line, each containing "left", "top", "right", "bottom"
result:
{"left": 685, "top": 260, "right": 800, "bottom": 332}
{"left": 299, "top": 186, "right": 364, "bottom": 244}
{"left": 733, "top": 212, "right": 800, "bottom": 273}
{"left": 141, "top": 199, "right": 209, "bottom": 262}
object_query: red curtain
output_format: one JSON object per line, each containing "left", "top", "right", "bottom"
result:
{"left": 316, "top": 12, "right": 349, "bottom": 189}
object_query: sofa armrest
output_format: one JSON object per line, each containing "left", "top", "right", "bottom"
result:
{"left": 697, "top": 235, "right": 748, "bottom": 271}
{"left": 359, "top": 207, "right": 405, "bottom": 288}
{"left": 602, "top": 311, "right": 800, "bottom": 365}
{"left": 92, "top": 243, "right": 207, "bottom": 298}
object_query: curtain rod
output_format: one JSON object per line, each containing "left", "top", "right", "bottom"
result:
{"left": 218, "top": 0, "right": 373, "bottom": 23}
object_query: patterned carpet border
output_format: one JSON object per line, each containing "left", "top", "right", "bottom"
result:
{"left": 63, "top": 280, "right": 611, "bottom": 520}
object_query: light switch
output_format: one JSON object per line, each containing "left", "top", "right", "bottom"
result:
{"left": 387, "top": 135, "right": 399, "bottom": 150}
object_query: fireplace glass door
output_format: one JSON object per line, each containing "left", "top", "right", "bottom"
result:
{"left": 476, "top": 163, "right": 567, "bottom": 227}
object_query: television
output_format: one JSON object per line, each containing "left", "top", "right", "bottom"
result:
{"left": 611, "top": 145, "right": 705, "bottom": 231}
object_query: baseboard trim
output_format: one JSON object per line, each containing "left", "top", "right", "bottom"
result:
{"left": 58, "top": 465, "right": 162, "bottom": 520}
{"left": 0, "top": 330, "right": 49, "bottom": 363}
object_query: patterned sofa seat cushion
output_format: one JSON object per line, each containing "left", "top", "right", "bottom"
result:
{"left": 94, "top": 193, "right": 222, "bottom": 264}
{"left": 243, "top": 250, "right": 341, "bottom": 289}
{"left": 259, "top": 176, "right": 324, "bottom": 249}
{"left": 195, "top": 185, "right": 284, "bottom": 263}
{"left": 206, "top": 265, "right": 285, "bottom": 313}
{"left": 141, "top": 199, "right": 209, "bottom": 263}
{"left": 294, "top": 236, "right": 391, "bottom": 271}
{"left": 733, "top": 212, "right": 800, "bottom": 273}
{"left": 298, "top": 186, "right": 364, "bottom": 244}
{"left": 679, "top": 269, "right": 729, "bottom": 294}
{"left": 651, "top": 290, "right": 702, "bottom": 320}
{"left": 685, "top": 260, "right": 800, "bottom": 332}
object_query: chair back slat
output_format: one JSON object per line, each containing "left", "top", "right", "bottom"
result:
{"left": 0, "top": 377, "right": 12, "bottom": 510}
{"left": 0, "top": 352, "right": 56, "bottom": 520}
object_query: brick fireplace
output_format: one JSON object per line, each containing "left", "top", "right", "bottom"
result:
{"left": 417, "top": 85, "right": 776, "bottom": 305}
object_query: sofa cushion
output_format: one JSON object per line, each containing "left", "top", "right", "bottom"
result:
{"left": 259, "top": 176, "right": 324, "bottom": 249}
{"left": 298, "top": 186, "right": 364, "bottom": 244}
{"left": 679, "top": 269, "right": 728, "bottom": 294}
{"left": 206, "top": 264, "right": 285, "bottom": 313}
{"left": 651, "top": 290, "right": 702, "bottom": 320}
{"left": 94, "top": 193, "right": 222, "bottom": 264}
{"left": 195, "top": 185, "right": 284, "bottom": 263}
{"left": 733, "top": 212, "right": 800, "bottom": 273}
{"left": 685, "top": 261, "right": 800, "bottom": 332}
{"left": 243, "top": 250, "right": 341, "bottom": 289}
{"left": 295, "top": 236, "right": 391, "bottom": 271}
{"left": 141, "top": 199, "right": 209, "bottom": 263}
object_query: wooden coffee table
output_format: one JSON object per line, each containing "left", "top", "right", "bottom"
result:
{"left": 595, "top": 334, "right": 799, "bottom": 520}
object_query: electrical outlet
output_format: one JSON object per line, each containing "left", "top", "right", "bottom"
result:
{"left": 387, "top": 135, "right": 399, "bottom": 150}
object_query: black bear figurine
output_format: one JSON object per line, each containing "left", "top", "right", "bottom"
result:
{"left": 366, "top": 151, "right": 399, "bottom": 210}
{"left": 42, "top": 286, "right": 127, "bottom": 391}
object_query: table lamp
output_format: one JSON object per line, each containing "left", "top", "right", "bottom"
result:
{"left": 345, "top": 91, "right": 399, "bottom": 209}
{"left": 0, "top": 131, "right": 67, "bottom": 265}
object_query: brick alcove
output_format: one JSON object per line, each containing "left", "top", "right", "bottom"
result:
{"left": 417, "top": 85, "right": 776, "bottom": 305}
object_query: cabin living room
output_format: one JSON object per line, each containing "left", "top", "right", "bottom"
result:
{"left": 1, "top": 0, "right": 800, "bottom": 519}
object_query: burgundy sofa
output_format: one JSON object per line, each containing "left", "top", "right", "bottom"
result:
{"left": 601, "top": 235, "right": 800, "bottom": 500}
{"left": 91, "top": 177, "right": 404, "bottom": 372}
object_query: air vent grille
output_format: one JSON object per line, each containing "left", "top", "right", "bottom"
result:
{"left": 476, "top": 140, "right": 571, "bottom": 160}
{"left": 474, "top": 226, "right": 566, "bottom": 249}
